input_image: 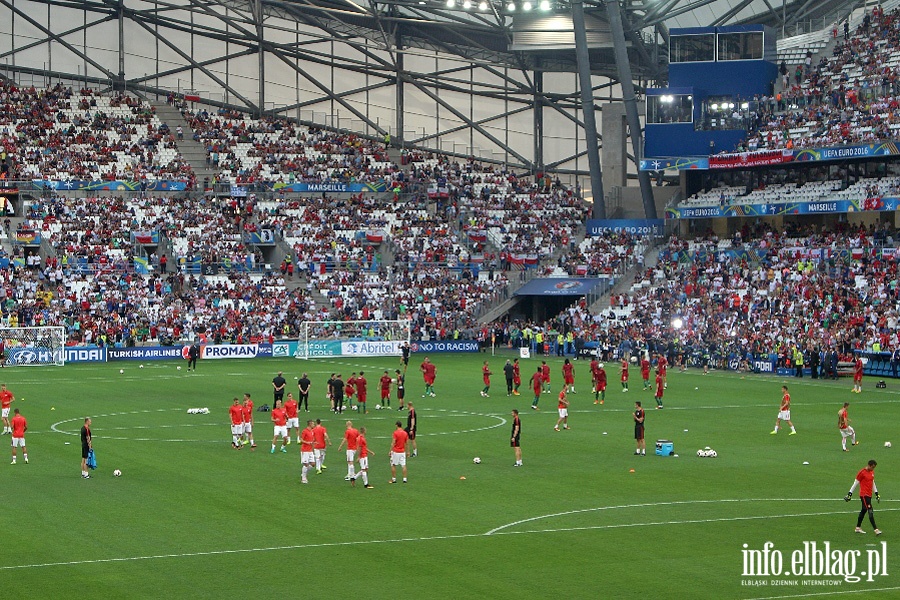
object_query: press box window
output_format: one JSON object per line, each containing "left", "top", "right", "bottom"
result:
{"left": 647, "top": 95, "right": 693, "bottom": 124}
{"left": 717, "top": 32, "right": 763, "bottom": 61}
{"left": 670, "top": 34, "right": 715, "bottom": 63}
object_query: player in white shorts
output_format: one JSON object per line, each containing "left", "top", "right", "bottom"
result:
{"left": 771, "top": 385, "right": 796, "bottom": 435}
{"left": 351, "top": 427, "right": 374, "bottom": 488}
{"left": 554, "top": 389, "right": 570, "bottom": 431}
{"left": 838, "top": 402, "right": 858, "bottom": 451}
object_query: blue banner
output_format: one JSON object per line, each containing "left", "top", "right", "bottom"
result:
{"left": 65, "top": 346, "right": 107, "bottom": 363}
{"left": 246, "top": 230, "right": 276, "bottom": 245}
{"left": 33, "top": 180, "right": 188, "bottom": 191}
{"left": 410, "top": 340, "right": 480, "bottom": 353}
{"left": 7, "top": 348, "right": 64, "bottom": 365}
{"left": 640, "top": 157, "right": 709, "bottom": 171}
{"left": 666, "top": 197, "right": 900, "bottom": 220}
{"left": 586, "top": 219, "right": 665, "bottom": 237}
{"left": 269, "top": 181, "right": 388, "bottom": 193}
{"left": 515, "top": 278, "right": 608, "bottom": 297}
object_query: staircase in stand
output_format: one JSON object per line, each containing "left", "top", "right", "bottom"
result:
{"left": 152, "top": 101, "right": 217, "bottom": 186}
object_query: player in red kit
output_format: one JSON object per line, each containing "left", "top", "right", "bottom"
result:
{"left": 852, "top": 356, "right": 864, "bottom": 393}
{"left": 838, "top": 402, "right": 858, "bottom": 451}
{"left": 390, "top": 420, "right": 409, "bottom": 483}
{"left": 229, "top": 398, "right": 244, "bottom": 449}
{"left": 284, "top": 393, "right": 300, "bottom": 445}
{"left": 771, "top": 385, "right": 797, "bottom": 435}
{"left": 654, "top": 369, "right": 664, "bottom": 409}
{"left": 356, "top": 372, "right": 368, "bottom": 413}
{"left": 345, "top": 373, "right": 357, "bottom": 410}
{"left": 657, "top": 353, "right": 669, "bottom": 389}
{"left": 594, "top": 362, "right": 607, "bottom": 405}
{"left": 337, "top": 420, "right": 360, "bottom": 481}
{"left": 241, "top": 393, "right": 256, "bottom": 449}
{"left": 1, "top": 383, "right": 15, "bottom": 435}
{"left": 350, "top": 426, "right": 374, "bottom": 488}
{"left": 620, "top": 357, "right": 629, "bottom": 392}
{"left": 270, "top": 399, "right": 289, "bottom": 453}
{"left": 562, "top": 359, "right": 575, "bottom": 394}
{"left": 481, "top": 361, "right": 492, "bottom": 397}
{"left": 640, "top": 355, "right": 651, "bottom": 390}
{"left": 554, "top": 389, "right": 570, "bottom": 431}
{"left": 380, "top": 371, "right": 393, "bottom": 408}
{"left": 420, "top": 357, "right": 437, "bottom": 397}
{"left": 512, "top": 358, "right": 522, "bottom": 395}
{"left": 313, "top": 419, "right": 330, "bottom": 473}
{"left": 845, "top": 460, "right": 881, "bottom": 535}
{"left": 10, "top": 408, "right": 27, "bottom": 464}
{"left": 541, "top": 361, "right": 551, "bottom": 394}
{"left": 300, "top": 420, "right": 316, "bottom": 484}
{"left": 530, "top": 366, "right": 544, "bottom": 410}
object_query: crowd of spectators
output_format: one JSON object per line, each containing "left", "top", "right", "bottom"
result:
{"left": 0, "top": 82, "right": 193, "bottom": 182}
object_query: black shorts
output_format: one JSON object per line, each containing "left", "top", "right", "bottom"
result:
{"left": 82, "top": 445, "right": 91, "bottom": 459}
{"left": 402, "top": 357, "right": 409, "bottom": 366}
{"left": 634, "top": 425, "right": 644, "bottom": 441}
{"left": 274, "top": 391, "right": 284, "bottom": 401}
{"left": 861, "top": 496, "right": 873, "bottom": 510}
{"left": 511, "top": 436, "right": 520, "bottom": 448}
{"left": 397, "top": 388, "right": 405, "bottom": 400}
{"left": 406, "top": 428, "right": 416, "bottom": 440}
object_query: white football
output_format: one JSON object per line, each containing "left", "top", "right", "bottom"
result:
{"left": 391, "top": 378, "right": 396, "bottom": 383}
{"left": 139, "top": 364, "right": 144, "bottom": 369}
{"left": 352, "top": 405, "right": 358, "bottom": 411}
{"left": 119, "top": 369, "right": 124, "bottom": 374}
{"left": 473, "top": 457, "right": 481, "bottom": 464}
{"left": 630, "top": 356, "right": 637, "bottom": 363}
{"left": 113, "top": 469, "right": 122, "bottom": 477}
{"left": 697, "top": 449, "right": 704, "bottom": 457}
{"left": 177, "top": 366, "right": 182, "bottom": 370}
{"left": 375, "top": 404, "right": 382, "bottom": 410}
{"left": 710, "top": 450, "right": 717, "bottom": 458}
{"left": 885, "top": 442, "right": 892, "bottom": 448}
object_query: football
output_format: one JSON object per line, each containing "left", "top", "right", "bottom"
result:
{"left": 473, "top": 457, "right": 481, "bottom": 464}
{"left": 139, "top": 364, "right": 144, "bottom": 369}
{"left": 885, "top": 442, "right": 892, "bottom": 448}
{"left": 119, "top": 369, "right": 124, "bottom": 374}
{"left": 630, "top": 356, "right": 638, "bottom": 363}
{"left": 113, "top": 469, "right": 122, "bottom": 477}
{"left": 697, "top": 449, "right": 704, "bottom": 457}
{"left": 177, "top": 366, "right": 182, "bottom": 370}
{"left": 375, "top": 404, "right": 382, "bottom": 410}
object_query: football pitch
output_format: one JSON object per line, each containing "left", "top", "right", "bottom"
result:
{"left": 3, "top": 351, "right": 899, "bottom": 599}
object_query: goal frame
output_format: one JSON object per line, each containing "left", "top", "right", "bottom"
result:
{"left": 0, "top": 326, "right": 66, "bottom": 367}
{"left": 297, "top": 320, "right": 411, "bottom": 360}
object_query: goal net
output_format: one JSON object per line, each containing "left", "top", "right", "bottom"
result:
{"left": 0, "top": 326, "right": 66, "bottom": 367}
{"left": 297, "top": 320, "right": 411, "bottom": 359}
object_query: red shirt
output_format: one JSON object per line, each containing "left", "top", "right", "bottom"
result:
{"left": 380, "top": 375, "right": 392, "bottom": 390}
{"left": 856, "top": 468, "right": 876, "bottom": 497}
{"left": 541, "top": 364, "right": 550, "bottom": 382}
{"left": 621, "top": 361, "right": 629, "bottom": 381}
{"left": 284, "top": 399, "right": 298, "bottom": 419}
{"left": 0, "top": 390, "right": 13, "bottom": 408}
{"left": 313, "top": 425, "right": 327, "bottom": 449}
{"left": 358, "top": 434, "right": 369, "bottom": 458}
{"left": 344, "top": 427, "right": 360, "bottom": 451}
{"left": 356, "top": 377, "right": 367, "bottom": 398}
{"left": 855, "top": 358, "right": 864, "bottom": 376}
{"left": 590, "top": 359, "right": 599, "bottom": 378}
{"left": 658, "top": 356, "right": 668, "bottom": 373}
{"left": 839, "top": 407, "right": 849, "bottom": 429}
{"left": 531, "top": 371, "right": 543, "bottom": 393}
{"left": 421, "top": 362, "right": 436, "bottom": 382}
{"left": 11, "top": 413, "right": 26, "bottom": 438}
{"left": 781, "top": 393, "right": 791, "bottom": 411}
{"left": 558, "top": 391, "right": 568, "bottom": 409}
{"left": 482, "top": 365, "right": 492, "bottom": 384}
{"left": 242, "top": 402, "right": 253, "bottom": 424}
{"left": 300, "top": 428, "right": 315, "bottom": 452}
{"left": 597, "top": 369, "right": 607, "bottom": 385}
{"left": 562, "top": 363, "right": 574, "bottom": 382}
{"left": 655, "top": 373, "right": 664, "bottom": 397}
{"left": 392, "top": 428, "right": 409, "bottom": 453}
{"left": 271, "top": 407, "right": 287, "bottom": 427}
{"left": 513, "top": 362, "right": 521, "bottom": 384}
{"left": 229, "top": 404, "right": 244, "bottom": 426}
{"left": 346, "top": 377, "right": 356, "bottom": 397}
{"left": 641, "top": 359, "right": 651, "bottom": 377}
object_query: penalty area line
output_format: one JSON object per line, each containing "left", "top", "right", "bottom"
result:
{"left": 745, "top": 585, "right": 900, "bottom": 600}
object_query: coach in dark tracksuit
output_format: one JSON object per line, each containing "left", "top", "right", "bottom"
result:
{"left": 503, "top": 360, "right": 515, "bottom": 396}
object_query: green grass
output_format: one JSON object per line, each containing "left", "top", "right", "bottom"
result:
{"left": 4, "top": 352, "right": 900, "bottom": 599}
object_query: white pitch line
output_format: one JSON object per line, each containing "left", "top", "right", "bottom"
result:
{"left": 485, "top": 498, "right": 894, "bottom": 535}
{"left": 745, "top": 585, "right": 900, "bottom": 600}
{"left": 1, "top": 500, "right": 890, "bottom": 572}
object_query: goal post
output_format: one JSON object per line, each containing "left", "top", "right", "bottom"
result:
{"left": 0, "top": 326, "right": 66, "bottom": 366}
{"left": 297, "top": 320, "right": 411, "bottom": 359}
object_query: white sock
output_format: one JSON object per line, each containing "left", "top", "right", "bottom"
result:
{"left": 791, "top": 426, "right": 796, "bottom": 432}
{"left": 843, "top": 441, "right": 847, "bottom": 450}
{"left": 774, "top": 426, "right": 779, "bottom": 431}
{"left": 349, "top": 465, "right": 356, "bottom": 478}
{"left": 272, "top": 444, "right": 276, "bottom": 451}
{"left": 316, "top": 456, "right": 322, "bottom": 469}
{"left": 361, "top": 471, "right": 368, "bottom": 486}
{"left": 23, "top": 453, "right": 26, "bottom": 461}
{"left": 301, "top": 465, "right": 308, "bottom": 478}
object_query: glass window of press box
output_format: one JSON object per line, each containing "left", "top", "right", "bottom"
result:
{"left": 717, "top": 32, "right": 764, "bottom": 61}
{"left": 698, "top": 97, "right": 753, "bottom": 131}
{"left": 670, "top": 34, "right": 715, "bottom": 62}
{"left": 647, "top": 95, "right": 693, "bottom": 124}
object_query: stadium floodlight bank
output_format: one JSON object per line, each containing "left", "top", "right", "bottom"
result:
{"left": 297, "top": 320, "right": 411, "bottom": 359}
{"left": 0, "top": 326, "right": 66, "bottom": 366}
